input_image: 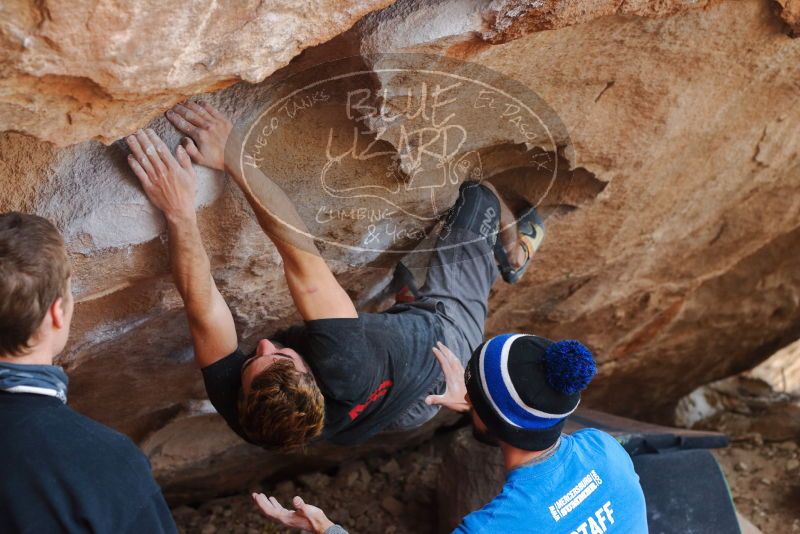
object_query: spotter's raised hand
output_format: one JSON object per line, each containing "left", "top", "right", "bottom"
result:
{"left": 426, "top": 341, "right": 470, "bottom": 413}
{"left": 252, "top": 493, "right": 334, "bottom": 534}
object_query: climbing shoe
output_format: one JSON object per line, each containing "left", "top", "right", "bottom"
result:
{"left": 494, "top": 204, "right": 545, "bottom": 284}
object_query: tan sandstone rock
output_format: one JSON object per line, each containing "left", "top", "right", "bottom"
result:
{"left": 480, "top": 0, "right": 724, "bottom": 43}
{"left": 0, "top": 0, "right": 799, "bottom": 500}
{"left": 774, "top": 0, "right": 800, "bottom": 35}
{"left": 358, "top": 0, "right": 800, "bottom": 419}
{"left": 0, "top": 0, "right": 393, "bottom": 145}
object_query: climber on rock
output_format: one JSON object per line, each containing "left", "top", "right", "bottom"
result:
{"left": 124, "top": 100, "right": 544, "bottom": 450}
{"left": 251, "top": 337, "right": 649, "bottom": 534}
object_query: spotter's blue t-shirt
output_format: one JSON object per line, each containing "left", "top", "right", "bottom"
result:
{"left": 454, "top": 429, "right": 648, "bottom": 534}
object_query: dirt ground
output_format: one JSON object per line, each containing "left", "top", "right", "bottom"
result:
{"left": 172, "top": 434, "right": 447, "bottom": 534}
{"left": 171, "top": 429, "right": 799, "bottom": 534}
{"left": 713, "top": 436, "right": 800, "bottom": 533}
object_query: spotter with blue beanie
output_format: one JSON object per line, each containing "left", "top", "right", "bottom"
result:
{"left": 454, "top": 333, "right": 649, "bottom": 534}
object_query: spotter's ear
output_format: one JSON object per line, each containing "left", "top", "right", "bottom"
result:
{"left": 50, "top": 297, "right": 65, "bottom": 330}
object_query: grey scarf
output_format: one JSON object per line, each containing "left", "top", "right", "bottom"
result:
{"left": 0, "top": 361, "right": 68, "bottom": 403}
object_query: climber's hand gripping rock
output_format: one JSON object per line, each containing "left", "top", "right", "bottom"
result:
{"left": 166, "top": 101, "right": 232, "bottom": 172}
{"left": 125, "top": 128, "right": 197, "bottom": 223}
{"left": 124, "top": 127, "right": 238, "bottom": 369}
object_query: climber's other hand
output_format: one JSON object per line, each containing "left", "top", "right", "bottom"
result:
{"left": 126, "top": 128, "right": 197, "bottom": 224}
{"left": 166, "top": 101, "right": 232, "bottom": 172}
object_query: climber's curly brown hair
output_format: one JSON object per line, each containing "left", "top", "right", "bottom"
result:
{"left": 237, "top": 359, "right": 325, "bottom": 450}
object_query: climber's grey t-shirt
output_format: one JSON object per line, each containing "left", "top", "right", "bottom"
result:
{"left": 202, "top": 307, "right": 443, "bottom": 446}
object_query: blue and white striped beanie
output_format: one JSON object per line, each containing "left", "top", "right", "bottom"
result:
{"left": 465, "top": 334, "right": 596, "bottom": 451}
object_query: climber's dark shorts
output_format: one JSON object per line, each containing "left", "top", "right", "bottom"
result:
{"left": 388, "top": 182, "right": 501, "bottom": 430}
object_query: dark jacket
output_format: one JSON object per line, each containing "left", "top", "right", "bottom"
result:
{"left": 0, "top": 392, "right": 177, "bottom": 534}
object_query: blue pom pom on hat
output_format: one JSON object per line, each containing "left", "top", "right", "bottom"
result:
{"left": 542, "top": 340, "right": 597, "bottom": 396}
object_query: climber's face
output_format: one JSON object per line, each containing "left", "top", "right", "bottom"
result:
{"left": 240, "top": 339, "right": 309, "bottom": 395}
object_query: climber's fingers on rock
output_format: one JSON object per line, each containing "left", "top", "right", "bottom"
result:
{"left": 135, "top": 129, "right": 168, "bottom": 181}
{"left": 166, "top": 107, "right": 200, "bottom": 138}
{"left": 186, "top": 101, "right": 215, "bottom": 124}
{"left": 125, "top": 133, "right": 146, "bottom": 164}
{"left": 181, "top": 137, "right": 202, "bottom": 163}
{"left": 175, "top": 144, "right": 194, "bottom": 173}
{"left": 143, "top": 127, "right": 168, "bottom": 153}
{"left": 175, "top": 103, "right": 209, "bottom": 130}
{"left": 200, "top": 100, "right": 227, "bottom": 121}
{"left": 126, "top": 155, "right": 154, "bottom": 191}
{"left": 145, "top": 128, "right": 178, "bottom": 171}
{"left": 126, "top": 133, "right": 158, "bottom": 181}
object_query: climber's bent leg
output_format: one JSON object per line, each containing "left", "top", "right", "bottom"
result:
{"left": 417, "top": 181, "right": 501, "bottom": 360}
{"left": 385, "top": 182, "right": 501, "bottom": 431}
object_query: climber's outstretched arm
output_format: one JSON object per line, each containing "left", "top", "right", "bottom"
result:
{"left": 125, "top": 128, "right": 238, "bottom": 368}
{"left": 226, "top": 160, "right": 358, "bottom": 322}
{"left": 166, "top": 101, "right": 357, "bottom": 321}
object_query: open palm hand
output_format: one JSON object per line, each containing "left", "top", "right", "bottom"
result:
{"left": 252, "top": 493, "right": 334, "bottom": 534}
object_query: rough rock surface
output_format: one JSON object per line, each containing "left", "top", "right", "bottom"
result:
{"left": 169, "top": 424, "right": 793, "bottom": 534}
{"left": 0, "top": 0, "right": 393, "bottom": 145}
{"left": 357, "top": 0, "right": 800, "bottom": 419}
{"left": 675, "top": 374, "right": 800, "bottom": 442}
{"left": 774, "top": 0, "right": 800, "bottom": 35}
{"left": 174, "top": 431, "right": 448, "bottom": 533}
{"left": 745, "top": 339, "right": 800, "bottom": 395}
{"left": 675, "top": 356, "right": 800, "bottom": 533}
{"left": 479, "top": 0, "right": 724, "bottom": 43}
{"left": 1, "top": 0, "right": 799, "bottom": 500}
{"left": 675, "top": 344, "right": 800, "bottom": 442}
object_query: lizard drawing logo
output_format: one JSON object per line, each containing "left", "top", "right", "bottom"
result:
{"left": 319, "top": 84, "right": 484, "bottom": 220}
